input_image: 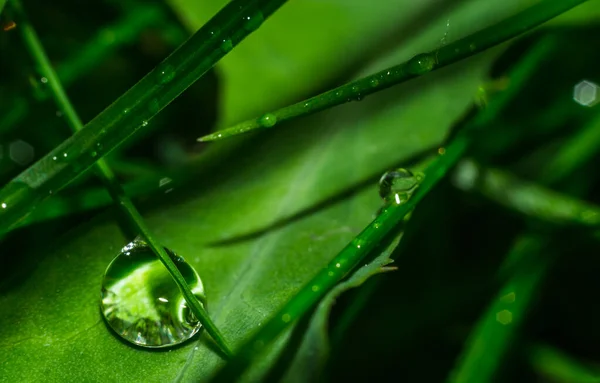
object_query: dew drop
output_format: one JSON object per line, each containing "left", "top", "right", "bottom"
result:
{"left": 378, "top": 168, "right": 423, "bottom": 205}
{"left": 157, "top": 64, "right": 176, "bottom": 85}
{"left": 243, "top": 11, "right": 264, "bottom": 32}
{"left": 406, "top": 53, "right": 436, "bottom": 75}
{"left": 258, "top": 113, "right": 277, "bottom": 128}
{"left": 370, "top": 78, "right": 380, "bottom": 87}
{"left": 100, "top": 238, "right": 206, "bottom": 348}
{"left": 141, "top": 120, "right": 149, "bottom": 127}
{"left": 221, "top": 39, "right": 233, "bottom": 53}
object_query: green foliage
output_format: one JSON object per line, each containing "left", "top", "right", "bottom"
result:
{"left": 0, "top": 0, "right": 599, "bottom": 382}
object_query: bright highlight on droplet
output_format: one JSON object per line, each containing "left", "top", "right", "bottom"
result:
{"left": 100, "top": 238, "right": 206, "bottom": 348}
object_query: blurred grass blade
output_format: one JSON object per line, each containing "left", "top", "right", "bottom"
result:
{"left": 447, "top": 80, "right": 600, "bottom": 383}
{"left": 446, "top": 234, "right": 551, "bottom": 383}
{"left": 198, "top": 0, "right": 589, "bottom": 142}
{"left": 12, "top": 0, "right": 232, "bottom": 356}
{"left": 529, "top": 343, "right": 600, "bottom": 383}
{"left": 541, "top": 111, "right": 600, "bottom": 185}
{"left": 454, "top": 160, "right": 600, "bottom": 226}
{"left": 0, "top": 0, "right": 289, "bottom": 236}
{"left": 0, "top": 2, "right": 178, "bottom": 134}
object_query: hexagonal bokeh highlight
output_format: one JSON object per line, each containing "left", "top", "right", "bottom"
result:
{"left": 9, "top": 140, "right": 35, "bottom": 166}
{"left": 496, "top": 309, "right": 513, "bottom": 325}
{"left": 573, "top": 80, "right": 599, "bottom": 107}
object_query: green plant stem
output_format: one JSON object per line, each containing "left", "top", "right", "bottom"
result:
{"left": 12, "top": 0, "right": 232, "bottom": 357}
{"left": 0, "top": 3, "right": 173, "bottom": 134}
{"left": 198, "top": 0, "right": 589, "bottom": 142}
{"left": 0, "top": 0, "right": 289, "bottom": 236}
{"left": 211, "top": 26, "right": 553, "bottom": 383}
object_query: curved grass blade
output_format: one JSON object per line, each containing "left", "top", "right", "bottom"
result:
{"left": 12, "top": 0, "right": 232, "bottom": 356}
{"left": 198, "top": 0, "right": 589, "bottom": 143}
{"left": 0, "top": 0, "right": 289, "bottom": 236}
{"left": 210, "top": 28, "right": 553, "bottom": 381}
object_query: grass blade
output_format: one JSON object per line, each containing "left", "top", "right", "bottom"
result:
{"left": 210, "top": 27, "right": 553, "bottom": 382}
{"left": 0, "top": 0, "right": 289, "bottom": 236}
{"left": 12, "top": 0, "right": 232, "bottom": 357}
{"left": 198, "top": 0, "right": 589, "bottom": 142}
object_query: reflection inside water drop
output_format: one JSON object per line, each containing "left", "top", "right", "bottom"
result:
{"left": 100, "top": 237, "right": 206, "bottom": 348}
{"left": 378, "top": 168, "right": 423, "bottom": 206}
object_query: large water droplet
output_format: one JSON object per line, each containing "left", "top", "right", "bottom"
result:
{"left": 100, "top": 238, "right": 206, "bottom": 348}
{"left": 378, "top": 168, "right": 423, "bottom": 205}
{"left": 406, "top": 53, "right": 436, "bottom": 75}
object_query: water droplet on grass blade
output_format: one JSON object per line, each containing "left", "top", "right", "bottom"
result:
{"left": 157, "top": 64, "right": 176, "bottom": 85}
{"left": 100, "top": 238, "right": 206, "bottom": 348}
{"left": 221, "top": 39, "right": 233, "bottom": 53}
{"left": 243, "top": 11, "right": 264, "bottom": 32}
{"left": 258, "top": 113, "right": 277, "bottom": 128}
{"left": 378, "top": 168, "right": 423, "bottom": 205}
{"left": 406, "top": 53, "right": 436, "bottom": 75}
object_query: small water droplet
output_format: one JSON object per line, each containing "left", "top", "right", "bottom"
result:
{"left": 221, "top": 39, "right": 233, "bottom": 53}
{"left": 40, "top": 77, "right": 48, "bottom": 84}
{"left": 258, "top": 113, "right": 277, "bottom": 128}
{"left": 378, "top": 168, "right": 422, "bottom": 205}
{"left": 90, "top": 151, "right": 98, "bottom": 158}
{"left": 157, "top": 64, "right": 176, "bottom": 85}
{"left": 352, "top": 238, "right": 366, "bottom": 249}
{"left": 406, "top": 53, "right": 436, "bottom": 75}
{"left": 141, "top": 120, "right": 149, "bottom": 127}
{"left": 123, "top": 108, "right": 131, "bottom": 115}
{"left": 281, "top": 313, "right": 291, "bottom": 323}
{"left": 370, "top": 78, "right": 379, "bottom": 87}
{"left": 100, "top": 238, "right": 205, "bottom": 348}
{"left": 311, "top": 285, "right": 320, "bottom": 292}
{"left": 243, "top": 11, "right": 264, "bottom": 32}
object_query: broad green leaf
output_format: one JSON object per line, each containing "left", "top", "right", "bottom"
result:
{"left": 0, "top": 0, "right": 560, "bottom": 381}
